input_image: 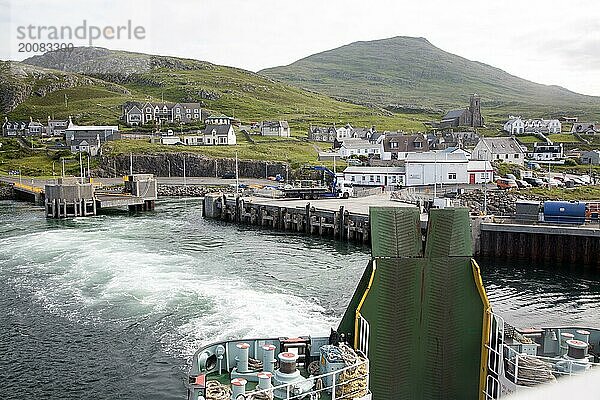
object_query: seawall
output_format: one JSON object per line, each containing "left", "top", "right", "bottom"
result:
{"left": 98, "top": 153, "right": 289, "bottom": 179}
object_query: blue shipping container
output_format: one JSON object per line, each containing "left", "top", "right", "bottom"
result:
{"left": 543, "top": 201, "right": 586, "bottom": 224}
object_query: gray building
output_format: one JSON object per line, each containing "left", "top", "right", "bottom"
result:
{"left": 581, "top": 150, "right": 600, "bottom": 165}
{"left": 260, "top": 120, "right": 290, "bottom": 137}
{"left": 122, "top": 101, "right": 203, "bottom": 126}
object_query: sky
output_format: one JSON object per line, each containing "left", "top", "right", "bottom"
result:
{"left": 1, "top": 0, "right": 599, "bottom": 96}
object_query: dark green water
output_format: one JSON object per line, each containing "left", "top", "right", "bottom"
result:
{"left": 1, "top": 198, "right": 598, "bottom": 399}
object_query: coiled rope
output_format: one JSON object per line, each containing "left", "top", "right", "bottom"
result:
{"left": 206, "top": 380, "right": 231, "bottom": 400}
{"left": 336, "top": 343, "right": 369, "bottom": 398}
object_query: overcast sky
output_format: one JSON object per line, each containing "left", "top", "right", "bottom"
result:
{"left": 2, "top": 0, "right": 599, "bottom": 96}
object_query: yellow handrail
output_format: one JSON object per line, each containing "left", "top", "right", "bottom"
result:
{"left": 13, "top": 182, "right": 43, "bottom": 194}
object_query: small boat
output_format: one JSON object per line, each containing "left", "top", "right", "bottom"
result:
{"left": 188, "top": 207, "right": 599, "bottom": 400}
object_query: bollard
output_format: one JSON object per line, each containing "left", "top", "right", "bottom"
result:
{"left": 257, "top": 371, "right": 273, "bottom": 390}
{"left": 262, "top": 344, "right": 276, "bottom": 373}
{"left": 230, "top": 378, "right": 247, "bottom": 400}
{"left": 236, "top": 343, "right": 250, "bottom": 373}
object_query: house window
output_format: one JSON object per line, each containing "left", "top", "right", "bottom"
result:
{"left": 351, "top": 176, "right": 355, "bottom": 182}
{"left": 391, "top": 142, "right": 398, "bottom": 148}
{"left": 448, "top": 173, "right": 457, "bottom": 180}
{"left": 414, "top": 141, "right": 423, "bottom": 148}
{"left": 505, "top": 154, "right": 509, "bottom": 159}
{"left": 369, "top": 175, "right": 374, "bottom": 182}
{"left": 361, "top": 176, "right": 365, "bottom": 181}
{"left": 515, "top": 154, "right": 519, "bottom": 158}
{"left": 376, "top": 176, "right": 381, "bottom": 183}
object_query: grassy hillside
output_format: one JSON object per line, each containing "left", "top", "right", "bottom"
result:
{"left": 260, "top": 36, "right": 600, "bottom": 123}
{"left": 6, "top": 47, "right": 434, "bottom": 133}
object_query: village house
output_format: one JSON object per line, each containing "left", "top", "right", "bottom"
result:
{"left": 201, "top": 124, "right": 236, "bottom": 145}
{"left": 205, "top": 114, "right": 236, "bottom": 126}
{"left": 64, "top": 119, "right": 120, "bottom": 153}
{"left": 405, "top": 152, "right": 469, "bottom": 186}
{"left": 70, "top": 136, "right": 101, "bottom": 156}
{"left": 473, "top": 137, "right": 525, "bottom": 166}
{"left": 581, "top": 150, "right": 600, "bottom": 165}
{"left": 122, "top": 101, "right": 203, "bottom": 126}
{"left": 503, "top": 116, "right": 525, "bottom": 134}
{"left": 2, "top": 118, "right": 44, "bottom": 137}
{"left": 308, "top": 124, "right": 377, "bottom": 143}
{"left": 571, "top": 123, "right": 600, "bottom": 135}
{"left": 343, "top": 166, "right": 406, "bottom": 187}
{"left": 528, "top": 143, "right": 564, "bottom": 162}
{"left": 522, "top": 118, "right": 561, "bottom": 134}
{"left": 338, "top": 138, "right": 381, "bottom": 158}
{"left": 260, "top": 121, "right": 290, "bottom": 137}
{"left": 439, "top": 94, "right": 484, "bottom": 128}
{"left": 442, "top": 131, "right": 481, "bottom": 148}
{"left": 46, "top": 118, "right": 69, "bottom": 136}
{"left": 380, "top": 133, "right": 429, "bottom": 161}
{"left": 466, "top": 160, "right": 494, "bottom": 184}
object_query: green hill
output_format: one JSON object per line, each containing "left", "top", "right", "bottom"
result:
{"left": 2, "top": 47, "right": 433, "bottom": 132}
{"left": 260, "top": 36, "right": 600, "bottom": 122}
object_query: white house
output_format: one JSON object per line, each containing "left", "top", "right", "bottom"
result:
{"left": 70, "top": 135, "right": 100, "bottom": 156}
{"left": 466, "top": 160, "right": 493, "bottom": 184}
{"left": 339, "top": 139, "right": 381, "bottom": 158}
{"left": 472, "top": 137, "right": 525, "bottom": 166}
{"left": 202, "top": 124, "right": 236, "bottom": 145}
{"left": 260, "top": 121, "right": 290, "bottom": 137}
{"left": 405, "top": 152, "right": 469, "bottom": 186}
{"left": 503, "top": 116, "right": 525, "bottom": 134}
{"left": 528, "top": 143, "right": 564, "bottom": 161}
{"left": 523, "top": 119, "right": 561, "bottom": 134}
{"left": 343, "top": 166, "right": 406, "bottom": 187}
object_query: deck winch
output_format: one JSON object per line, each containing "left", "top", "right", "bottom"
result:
{"left": 557, "top": 339, "right": 592, "bottom": 374}
{"left": 272, "top": 352, "right": 314, "bottom": 398}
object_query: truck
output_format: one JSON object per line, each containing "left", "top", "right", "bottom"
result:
{"left": 281, "top": 166, "right": 354, "bottom": 199}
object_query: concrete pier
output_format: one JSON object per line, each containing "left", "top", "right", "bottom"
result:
{"left": 202, "top": 193, "right": 409, "bottom": 243}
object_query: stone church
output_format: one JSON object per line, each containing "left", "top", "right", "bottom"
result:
{"left": 440, "top": 95, "right": 484, "bottom": 128}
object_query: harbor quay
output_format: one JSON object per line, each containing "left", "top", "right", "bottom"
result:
{"left": 204, "top": 193, "right": 600, "bottom": 269}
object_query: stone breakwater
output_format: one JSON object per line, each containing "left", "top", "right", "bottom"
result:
{"left": 157, "top": 185, "right": 234, "bottom": 197}
{"left": 458, "top": 190, "right": 524, "bottom": 215}
{"left": 0, "top": 184, "right": 14, "bottom": 200}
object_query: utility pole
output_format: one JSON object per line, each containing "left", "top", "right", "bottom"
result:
{"left": 87, "top": 155, "right": 90, "bottom": 179}
{"left": 79, "top": 152, "right": 83, "bottom": 183}
{"left": 235, "top": 151, "right": 240, "bottom": 195}
{"left": 183, "top": 155, "right": 187, "bottom": 186}
{"left": 129, "top": 152, "right": 133, "bottom": 176}
{"left": 62, "top": 158, "right": 65, "bottom": 177}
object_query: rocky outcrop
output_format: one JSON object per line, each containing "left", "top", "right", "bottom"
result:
{"left": 97, "top": 153, "right": 289, "bottom": 179}
{"left": 0, "top": 61, "right": 129, "bottom": 113}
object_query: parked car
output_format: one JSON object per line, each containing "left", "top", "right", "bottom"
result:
{"left": 541, "top": 177, "right": 561, "bottom": 187}
{"left": 506, "top": 173, "right": 517, "bottom": 181}
{"left": 496, "top": 178, "right": 518, "bottom": 190}
{"left": 221, "top": 172, "right": 236, "bottom": 179}
{"left": 515, "top": 180, "right": 531, "bottom": 189}
{"left": 523, "top": 177, "right": 545, "bottom": 187}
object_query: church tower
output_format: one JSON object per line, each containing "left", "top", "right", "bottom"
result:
{"left": 469, "top": 94, "right": 484, "bottom": 127}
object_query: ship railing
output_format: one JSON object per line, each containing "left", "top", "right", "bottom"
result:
{"left": 483, "top": 312, "right": 506, "bottom": 400}
{"left": 503, "top": 345, "right": 600, "bottom": 387}
{"left": 241, "top": 352, "right": 370, "bottom": 400}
